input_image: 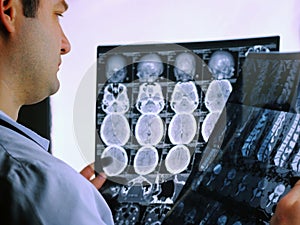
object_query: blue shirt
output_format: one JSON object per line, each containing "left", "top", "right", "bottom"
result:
{"left": 0, "top": 111, "right": 114, "bottom": 225}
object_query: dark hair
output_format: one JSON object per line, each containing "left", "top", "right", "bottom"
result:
{"left": 22, "top": 0, "right": 40, "bottom": 17}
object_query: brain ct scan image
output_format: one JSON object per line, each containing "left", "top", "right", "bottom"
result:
{"left": 95, "top": 36, "right": 281, "bottom": 224}
{"left": 201, "top": 111, "right": 223, "bottom": 142}
{"left": 134, "top": 146, "right": 159, "bottom": 175}
{"left": 204, "top": 79, "right": 232, "bottom": 112}
{"left": 135, "top": 114, "right": 164, "bottom": 145}
{"left": 102, "top": 83, "right": 130, "bottom": 114}
{"left": 101, "top": 145, "right": 128, "bottom": 176}
{"left": 165, "top": 145, "right": 191, "bottom": 174}
{"left": 100, "top": 114, "right": 130, "bottom": 146}
{"left": 136, "top": 82, "right": 165, "bottom": 114}
{"left": 168, "top": 113, "right": 197, "bottom": 145}
{"left": 170, "top": 81, "right": 199, "bottom": 114}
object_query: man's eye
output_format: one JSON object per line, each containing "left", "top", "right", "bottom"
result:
{"left": 55, "top": 13, "right": 64, "bottom": 17}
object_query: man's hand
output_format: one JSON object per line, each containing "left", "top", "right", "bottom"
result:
{"left": 80, "top": 163, "right": 107, "bottom": 190}
{"left": 270, "top": 181, "right": 300, "bottom": 225}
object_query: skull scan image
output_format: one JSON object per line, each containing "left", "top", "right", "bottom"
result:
{"left": 100, "top": 114, "right": 130, "bottom": 146}
{"left": 101, "top": 145, "right": 128, "bottom": 176}
{"left": 165, "top": 145, "right": 191, "bottom": 174}
{"left": 102, "top": 83, "right": 130, "bottom": 114}
{"left": 168, "top": 113, "right": 197, "bottom": 145}
{"left": 136, "top": 53, "right": 164, "bottom": 83}
{"left": 170, "top": 82, "right": 199, "bottom": 113}
{"left": 135, "top": 114, "right": 164, "bottom": 145}
{"left": 133, "top": 146, "right": 159, "bottom": 175}
{"left": 174, "top": 52, "right": 196, "bottom": 82}
{"left": 208, "top": 50, "right": 235, "bottom": 80}
{"left": 105, "top": 54, "right": 128, "bottom": 83}
{"left": 136, "top": 82, "right": 165, "bottom": 114}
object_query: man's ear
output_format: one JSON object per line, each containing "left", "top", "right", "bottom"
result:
{"left": 0, "top": 0, "right": 17, "bottom": 33}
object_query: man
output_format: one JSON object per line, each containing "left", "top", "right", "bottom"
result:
{"left": 0, "top": 0, "right": 114, "bottom": 224}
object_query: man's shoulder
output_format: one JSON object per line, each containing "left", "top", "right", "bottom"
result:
{"left": 0, "top": 125, "right": 114, "bottom": 225}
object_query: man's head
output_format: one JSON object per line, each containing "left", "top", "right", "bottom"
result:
{"left": 0, "top": 0, "right": 71, "bottom": 119}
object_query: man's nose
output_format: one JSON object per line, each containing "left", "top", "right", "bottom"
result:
{"left": 61, "top": 31, "right": 71, "bottom": 55}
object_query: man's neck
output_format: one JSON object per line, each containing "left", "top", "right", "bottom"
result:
{"left": 0, "top": 81, "right": 20, "bottom": 121}
{"left": 0, "top": 102, "right": 20, "bottom": 121}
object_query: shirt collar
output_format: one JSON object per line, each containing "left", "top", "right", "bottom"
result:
{"left": 0, "top": 111, "right": 50, "bottom": 151}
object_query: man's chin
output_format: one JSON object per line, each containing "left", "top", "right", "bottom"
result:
{"left": 25, "top": 82, "right": 60, "bottom": 106}
{"left": 50, "top": 82, "right": 60, "bottom": 96}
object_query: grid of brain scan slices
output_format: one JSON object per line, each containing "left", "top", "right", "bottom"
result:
{"left": 95, "top": 36, "right": 280, "bottom": 225}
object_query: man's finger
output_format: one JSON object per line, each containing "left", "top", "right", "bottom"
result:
{"left": 90, "top": 172, "right": 107, "bottom": 190}
{"left": 80, "top": 163, "right": 95, "bottom": 179}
